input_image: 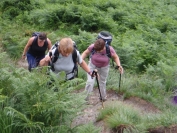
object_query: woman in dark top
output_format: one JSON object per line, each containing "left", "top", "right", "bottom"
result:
{"left": 22, "top": 32, "right": 52, "bottom": 71}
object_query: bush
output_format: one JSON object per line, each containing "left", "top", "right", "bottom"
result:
{"left": 0, "top": 0, "right": 40, "bottom": 20}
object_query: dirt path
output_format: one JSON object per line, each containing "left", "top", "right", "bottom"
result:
{"left": 16, "top": 59, "right": 28, "bottom": 69}
{"left": 72, "top": 89, "right": 121, "bottom": 133}
{"left": 72, "top": 88, "right": 162, "bottom": 133}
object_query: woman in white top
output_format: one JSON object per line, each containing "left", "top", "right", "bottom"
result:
{"left": 40, "top": 37, "right": 92, "bottom": 80}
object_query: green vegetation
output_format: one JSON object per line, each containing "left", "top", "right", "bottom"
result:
{"left": 1, "top": 0, "right": 177, "bottom": 132}
{"left": 0, "top": 50, "right": 90, "bottom": 132}
{"left": 97, "top": 102, "right": 177, "bottom": 132}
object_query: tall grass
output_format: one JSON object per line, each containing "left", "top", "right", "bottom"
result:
{"left": 97, "top": 101, "right": 177, "bottom": 132}
{"left": 0, "top": 50, "right": 98, "bottom": 133}
{"left": 1, "top": 0, "right": 177, "bottom": 132}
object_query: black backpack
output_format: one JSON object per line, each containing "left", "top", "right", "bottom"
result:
{"left": 91, "top": 31, "right": 114, "bottom": 66}
{"left": 49, "top": 41, "right": 78, "bottom": 78}
{"left": 32, "top": 32, "right": 41, "bottom": 37}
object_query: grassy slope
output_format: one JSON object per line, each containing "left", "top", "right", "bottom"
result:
{"left": 1, "top": 0, "right": 177, "bottom": 132}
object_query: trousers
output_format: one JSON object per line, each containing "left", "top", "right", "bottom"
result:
{"left": 85, "top": 60, "right": 110, "bottom": 99}
{"left": 27, "top": 53, "right": 44, "bottom": 71}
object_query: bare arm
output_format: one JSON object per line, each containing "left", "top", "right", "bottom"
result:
{"left": 47, "top": 38, "right": 52, "bottom": 51}
{"left": 22, "top": 37, "right": 34, "bottom": 59}
{"left": 79, "top": 60, "right": 91, "bottom": 74}
{"left": 81, "top": 49, "right": 90, "bottom": 60}
{"left": 39, "top": 55, "right": 51, "bottom": 66}
{"left": 112, "top": 53, "right": 123, "bottom": 74}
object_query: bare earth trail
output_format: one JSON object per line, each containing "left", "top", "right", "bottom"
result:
{"left": 17, "top": 60, "right": 177, "bottom": 133}
{"left": 16, "top": 59, "right": 28, "bottom": 69}
{"left": 72, "top": 88, "right": 163, "bottom": 133}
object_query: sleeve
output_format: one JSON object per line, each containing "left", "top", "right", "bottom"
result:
{"left": 76, "top": 50, "right": 83, "bottom": 64}
{"left": 110, "top": 46, "right": 116, "bottom": 56}
{"left": 88, "top": 44, "right": 94, "bottom": 52}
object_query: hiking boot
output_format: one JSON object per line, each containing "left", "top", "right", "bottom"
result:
{"left": 85, "top": 95, "right": 90, "bottom": 101}
{"left": 99, "top": 96, "right": 107, "bottom": 102}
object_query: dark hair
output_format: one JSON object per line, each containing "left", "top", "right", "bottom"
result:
{"left": 38, "top": 32, "right": 47, "bottom": 40}
{"left": 94, "top": 39, "right": 105, "bottom": 51}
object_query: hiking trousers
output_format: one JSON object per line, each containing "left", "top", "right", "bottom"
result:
{"left": 27, "top": 53, "right": 45, "bottom": 71}
{"left": 85, "top": 61, "right": 110, "bottom": 99}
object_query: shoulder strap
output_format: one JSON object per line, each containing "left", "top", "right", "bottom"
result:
{"left": 90, "top": 46, "right": 95, "bottom": 58}
{"left": 105, "top": 42, "right": 111, "bottom": 58}
{"left": 49, "top": 47, "right": 59, "bottom": 71}
{"left": 49, "top": 42, "right": 59, "bottom": 62}
{"left": 91, "top": 47, "right": 95, "bottom": 54}
{"left": 72, "top": 48, "right": 78, "bottom": 78}
{"left": 106, "top": 42, "right": 115, "bottom": 67}
{"left": 105, "top": 42, "right": 114, "bottom": 66}
{"left": 44, "top": 39, "right": 48, "bottom": 46}
{"left": 32, "top": 36, "right": 38, "bottom": 45}
{"left": 52, "top": 47, "right": 59, "bottom": 63}
{"left": 52, "top": 42, "right": 60, "bottom": 63}
{"left": 72, "top": 49, "right": 77, "bottom": 64}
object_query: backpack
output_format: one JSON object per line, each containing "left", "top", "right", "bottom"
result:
{"left": 49, "top": 41, "right": 78, "bottom": 79}
{"left": 91, "top": 31, "right": 114, "bottom": 66}
{"left": 32, "top": 32, "right": 41, "bottom": 37}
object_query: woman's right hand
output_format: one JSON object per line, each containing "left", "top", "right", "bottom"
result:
{"left": 39, "top": 55, "right": 51, "bottom": 66}
{"left": 22, "top": 54, "right": 26, "bottom": 60}
{"left": 45, "top": 55, "right": 51, "bottom": 62}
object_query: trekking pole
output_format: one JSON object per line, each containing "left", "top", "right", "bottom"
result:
{"left": 115, "top": 66, "right": 122, "bottom": 93}
{"left": 92, "top": 69, "right": 104, "bottom": 109}
{"left": 118, "top": 73, "right": 121, "bottom": 93}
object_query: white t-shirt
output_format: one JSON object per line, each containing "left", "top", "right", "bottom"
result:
{"left": 47, "top": 47, "right": 82, "bottom": 79}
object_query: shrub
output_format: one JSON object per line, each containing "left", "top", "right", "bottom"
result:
{"left": 0, "top": 0, "right": 40, "bottom": 20}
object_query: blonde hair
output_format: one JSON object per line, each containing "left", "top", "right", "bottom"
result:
{"left": 58, "top": 38, "right": 74, "bottom": 54}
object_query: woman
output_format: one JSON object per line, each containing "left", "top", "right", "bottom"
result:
{"left": 39, "top": 37, "right": 92, "bottom": 80}
{"left": 22, "top": 32, "right": 52, "bottom": 71}
{"left": 82, "top": 38, "right": 123, "bottom": 101}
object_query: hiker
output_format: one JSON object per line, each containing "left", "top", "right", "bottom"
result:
{"left": 22, "top": 32, "right": 52, "bottom": 71}
{"left": 81, "top": 32, "right": 123, "bottom": 101}
{"left": 39, "top": 37, "right": 92, "bottom": 80}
